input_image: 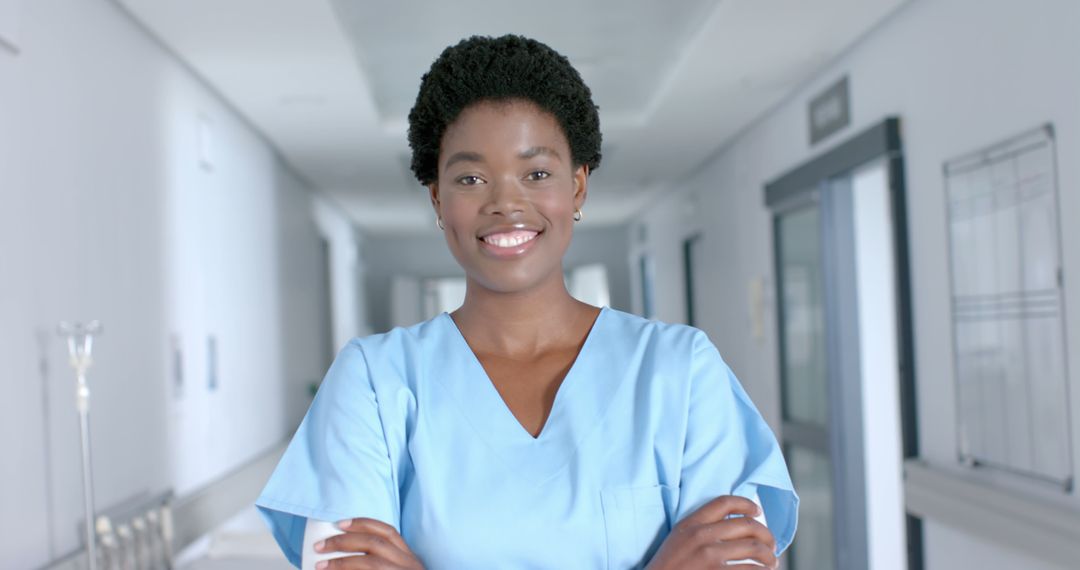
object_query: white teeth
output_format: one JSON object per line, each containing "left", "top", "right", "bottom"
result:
{"left": 482, "top": 232, "right": 537, "bottom": 248}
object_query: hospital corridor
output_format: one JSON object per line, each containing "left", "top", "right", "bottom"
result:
{"left": 3, "top": 0, "right": 1080, "bottom": 569}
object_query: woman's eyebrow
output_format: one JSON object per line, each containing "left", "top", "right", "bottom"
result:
{"left": 444, "top": 151, "right": 484, "bottom": 170}
{"left": 518, "top": 146, "right": 562, "bottom": 161}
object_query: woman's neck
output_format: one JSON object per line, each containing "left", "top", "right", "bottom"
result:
{"left": 451, "top": 278, "right": 598, "bottom": 357}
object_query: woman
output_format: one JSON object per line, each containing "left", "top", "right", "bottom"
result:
{"left": 256, "top": 35, "right": 797, "bottom": 569}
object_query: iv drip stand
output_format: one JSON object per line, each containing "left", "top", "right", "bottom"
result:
{"left": 58, "top": 321, "right": 102, "bottom": 570}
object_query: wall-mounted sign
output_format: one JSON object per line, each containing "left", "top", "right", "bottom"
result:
{"left": 808, "top": 76, "right": 850, "bottom": 145}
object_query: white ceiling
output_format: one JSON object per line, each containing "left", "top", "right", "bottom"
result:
{"left": 117, "top": 0, "right": 908, "bottom": 234}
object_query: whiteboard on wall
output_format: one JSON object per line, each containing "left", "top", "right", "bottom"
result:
{"left": 945, "top": 125, "right": 1072, "bottom": 488}
{"left": 0, "top": 0, "right": 23, "bottom": 54}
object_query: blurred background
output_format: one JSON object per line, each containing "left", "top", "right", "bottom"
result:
{"left": 2, "top": 0, "right": 1079, "bottom": 569}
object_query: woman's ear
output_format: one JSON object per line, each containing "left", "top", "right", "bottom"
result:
{"left": 573, "top": 165, "right": 589, "bottom": 210}
{"left": 428, "top": 183, "right": 441, "bottom": 214}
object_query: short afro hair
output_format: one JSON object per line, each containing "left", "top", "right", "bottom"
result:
{"left": 407, "top": 34, "right": 602, "bottom": 186}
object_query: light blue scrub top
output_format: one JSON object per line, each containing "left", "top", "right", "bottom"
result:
{"left": 256, "top": 307, "right": 798, "bottom": 569}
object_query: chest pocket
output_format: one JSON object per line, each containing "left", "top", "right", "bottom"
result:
{"left": 601, "top": 485, "right": 673, "bottom": 569}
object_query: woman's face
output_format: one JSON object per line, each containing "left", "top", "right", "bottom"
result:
{"left": 429, "top": 99, "right": 587, "bottom": 296}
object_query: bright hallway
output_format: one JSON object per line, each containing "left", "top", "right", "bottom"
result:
{"left": 3, "top": 1, "right": 1079, "bottom": 569}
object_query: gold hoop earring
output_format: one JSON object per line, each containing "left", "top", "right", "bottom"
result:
{"left": 573, "top": 209, "right": 583, "bottom": 222}
{"left": 436, "top": 217, "right": 445, "bottom": 230}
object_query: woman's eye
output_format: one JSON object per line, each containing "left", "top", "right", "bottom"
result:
{"left": 527, "top": 171, "right": 551, "bottom": 181}
{"left": 457, "top": 175, "right": 483, "bottom": 186}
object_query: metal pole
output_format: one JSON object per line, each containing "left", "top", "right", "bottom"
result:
{"left": 76, "top": 371, "right": 97, "bottom": 570}
{"left": 59, "top": 321, "right": 101, "bottom": 570}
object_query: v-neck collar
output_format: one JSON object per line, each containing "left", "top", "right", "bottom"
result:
{"left": 433, "top": 307, "right": 622, "bottom": 482}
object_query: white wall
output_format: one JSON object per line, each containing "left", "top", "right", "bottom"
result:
{"left": 0, "top": 0, "right": 339, "bottom": 565}
{"left": 628, "top": 0, "right": 1080, "bottom": 568}
{"left": 157, "top": 57, "right": 328, "bottom": 497}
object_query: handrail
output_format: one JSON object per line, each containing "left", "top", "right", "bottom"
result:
{"left": 904, "top": 459, "right": 1080, "bottom": 568}
{"left": 38, "top": 442, "right": 287, "bottom": 569}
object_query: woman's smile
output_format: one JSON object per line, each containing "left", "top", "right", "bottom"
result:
{"left": 478, "top": 227, "right": 542, "bottom": 257}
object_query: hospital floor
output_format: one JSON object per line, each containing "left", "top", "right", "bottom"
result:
{"left": 179, "top": 506, "right": 292, "bottom": 570}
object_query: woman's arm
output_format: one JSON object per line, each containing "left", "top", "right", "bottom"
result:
{"left": 255, "top": 342, "right": 403, "bottom": 566}
{"left": 646, "top": 332, "right": 797, "bottom": 568}
{"left": 648, "top": 495, "right": 774, "bottom": 569}
{"left": 302, "top": 518, "right": 424, "bottom": 569}
{"left": 672, "top": 333, "right": 798, "bottom": 551}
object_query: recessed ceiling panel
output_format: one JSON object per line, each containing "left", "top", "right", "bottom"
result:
{"left": 331, "top": 0, "right": 718, "bottom": 126}
{"left": 119, "top": 0, "right": 910, "bottom": 233}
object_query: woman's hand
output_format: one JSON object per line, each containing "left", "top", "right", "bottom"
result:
{"left": 313, "top": 518, "right": 425, "bottom": 570}
{"left": 646, "top": 495, "right": 777, "bottom": 570}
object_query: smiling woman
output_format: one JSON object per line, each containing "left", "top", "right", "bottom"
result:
{"left": 255, "top": 35, "right": 798, "bottom": 570}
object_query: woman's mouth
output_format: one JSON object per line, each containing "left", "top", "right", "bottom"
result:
{"left": 478, "top": 230, "right": 540, "bottom": 257}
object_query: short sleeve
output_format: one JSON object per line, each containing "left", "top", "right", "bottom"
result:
{"left": 675, "top": 332, "right": 799, "bottom": 555}
{"left": 255, "top": 341, "right": 399, "bottom": 567}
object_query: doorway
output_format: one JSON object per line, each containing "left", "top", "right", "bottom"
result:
{"left": 766, "top": 118, "right": 920, "bottom": 570}
{"left": 317, "top": 237, "right": 335, "bottom": 369}
{"left": 683, "top": 234, "right": 702, "bottom": 327}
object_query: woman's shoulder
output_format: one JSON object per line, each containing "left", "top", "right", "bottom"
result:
{"left": 322, "top": 316, "right": 453, "bottom": 397}
{"left": 343, "top": 314, "right": 451, "bottom": 354}
{"left": 597, "top": 307, "right": 711, "bottom": 352}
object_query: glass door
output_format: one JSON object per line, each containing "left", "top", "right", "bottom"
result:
{"left": 766, "top": 118, "right": 919, "bottom": 570}
{"left": 776, "top": 198, "right": 836, "bottom": 570}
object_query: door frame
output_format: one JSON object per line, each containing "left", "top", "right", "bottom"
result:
{"left": 764, "top": 118, "right": 922, "bottom": 570}
{"left": 682, "top": 233, "right": 703, "bottom": 327}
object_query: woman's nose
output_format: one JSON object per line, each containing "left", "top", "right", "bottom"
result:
{"left": 482, "top": 177, "right": 527, "bottom": 216}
